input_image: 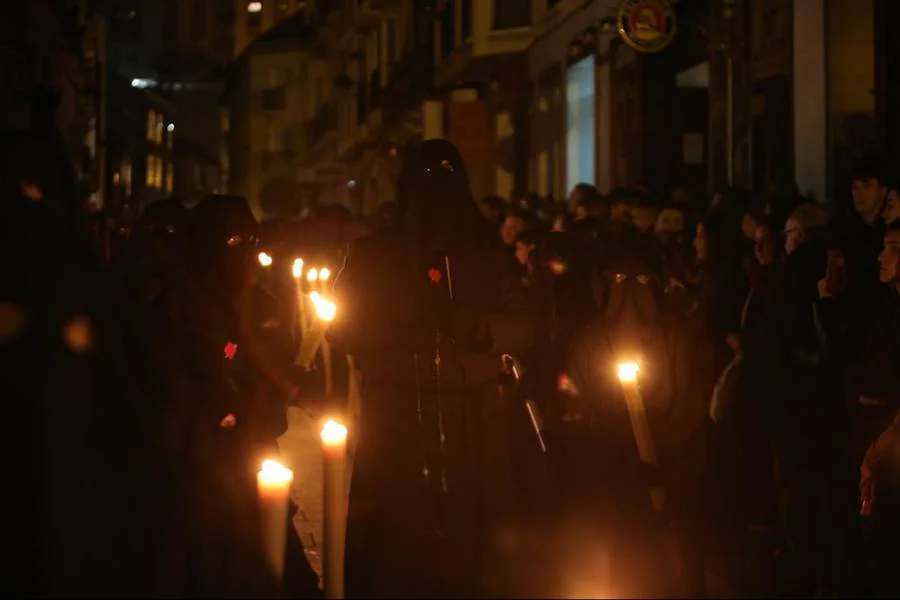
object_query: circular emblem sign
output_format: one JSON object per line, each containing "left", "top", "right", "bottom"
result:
{"left": 616, "top": 0, "right": 677, "bottom": 54}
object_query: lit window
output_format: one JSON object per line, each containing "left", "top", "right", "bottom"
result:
{"left": 165, "top": 165, "right": 174, "bottom": 193}
{"left": 247, "top": 1, "right": 262, "bottom": 13}
{"left": 122, "top": 159, "right": 133, "bottom": 197}
{"left": 147, "top": 110, "right": 155, "bottom": 141}
{"left": 155, "top": 113, "right": 164, "bottom": 143}
{"left": 146, "top": 156, "right": 155, "bottom": 186}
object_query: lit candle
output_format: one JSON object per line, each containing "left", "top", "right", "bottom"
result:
{"left": 257, "top": 251, "right": 273, "bottom": 268}
{"left": 311, "top": 292, "right": 337, "bottom": 401}
{"left": 616, "top": 361, "right": 666, "bottom": 512}
{"left": 291, "top": 257, "right": 308, "bottom": 340}
{"left": 321, "top": 419, "right": 349, "bottom": 599}
{"left": 256, "top": 459, "right": 294, "bottom": 581}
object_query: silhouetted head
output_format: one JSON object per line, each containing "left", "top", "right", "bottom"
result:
{"left": 396, "top": 139, "right": 483, "bottom": 256}
{"left": 189, "top": 194, "right": 259, "bottom": 290}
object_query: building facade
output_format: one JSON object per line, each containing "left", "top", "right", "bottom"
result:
{"left": 525, "top": 0, "right": 899, "bottom": 206}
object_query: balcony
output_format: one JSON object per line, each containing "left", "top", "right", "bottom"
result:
{"left": 433, "top": 0, "right": 536, "bottom": 88}
{"left": 309, "top": 101, "right": 338, "bottom": 150}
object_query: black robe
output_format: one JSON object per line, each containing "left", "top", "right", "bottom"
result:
{"left": 327, "top": 140, "right": 534, "bottom": 598}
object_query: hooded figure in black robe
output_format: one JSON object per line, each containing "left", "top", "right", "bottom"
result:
{"left": 327, "top": 139, "right": 534, "bottom": 598}
{"left": 178, "top": 194, "right": 321, "bottom": 597}
{"left": 554, "top": 230, "right": 713, "bottom": 598}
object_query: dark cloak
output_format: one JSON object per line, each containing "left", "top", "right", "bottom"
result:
{"left": 327, "top": 139, "right": 535, "bottom": 598}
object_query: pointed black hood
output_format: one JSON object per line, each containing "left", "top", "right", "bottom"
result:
{"left": 395, "top": 138, "right": 485, "bottom": 257}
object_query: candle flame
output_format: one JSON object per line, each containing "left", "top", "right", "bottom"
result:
{"left": 616, "top": 361, "right": 640, "bottom": 383}
{"left": 321, "top": 419, "right": 348, "bottom": 446}
{"left": 292, "top": 257, "right": 304, "bottom": 279}
{"left": 258, "top": 459, "right": 293, "bottom": 485}
{"left": 257, "top": 251, "right": 273, "bottom": 267}
{"left": 309, "top": 291, "right": 337, "bottom": 322}
{"left": 307, "top": 268, "right": 319, "bottom": 282}
{"left": 319, "top": 267, "right": 331, "bottom": 282}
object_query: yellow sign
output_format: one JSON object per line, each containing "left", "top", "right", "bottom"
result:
{"left": 616, "top": 0, "right": 677, "bottom": 54}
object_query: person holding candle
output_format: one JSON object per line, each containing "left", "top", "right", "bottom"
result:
{"left": 327, "top": 139, "right": 535, "bottom": 598}
{"left": 181, "top": 195, "right": 322, "bottom": 597}
{"left": 554, "top": 229, "right": 713, "bottom": 598}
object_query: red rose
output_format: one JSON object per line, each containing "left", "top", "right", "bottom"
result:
{"left": 428, "top": 268, "right": 442, "bottom": 284}
{"left": 224, "top": 341, "right": 238, "bottom": 360}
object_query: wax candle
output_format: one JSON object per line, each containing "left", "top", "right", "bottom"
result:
{"left": 321, "top": 420, "right": 348, "bottom": 599}
{"left": 257, "top": 459, "right": 294, "bottom": 581}
{"left": 616, "top": 361, "right": 666, "bottom": 512}
{"left": 311, "top": 292, "right": 337, "bottom": 401}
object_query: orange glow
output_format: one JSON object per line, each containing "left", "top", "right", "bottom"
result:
{"left": 257, "top": 459, "right": 293, "bottom": 486}
{"left": 320, "top": 419, "right": 348, "bottom": 446}
{"left": 616, "top": 361, "right": 640, "bottom": 383}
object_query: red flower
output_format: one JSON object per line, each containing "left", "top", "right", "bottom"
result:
{"left": 224, "top": 341, "right": 238, "bottom": 360}
{"left": 428, "top": 268, "right": 442, "bottom": 284}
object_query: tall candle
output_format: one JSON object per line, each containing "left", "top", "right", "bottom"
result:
{"left": 292, "top": 258, "right": 308, "bottom": 343}
{"left": 321, "top": 420, "right": 348, "bottom": 599}
{"left": 311, "top": 292, "right": 337, "bottom": 401}
{"left": 616, "top": 361, "right": 666, "bottom": 512}
{"left": 257, "top": 459, "right": 294, "bottom": 581}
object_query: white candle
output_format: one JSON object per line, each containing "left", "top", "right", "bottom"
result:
{"left": 257, "top": 459, "right": 294, "bottom": 581}
{"left": 616, "top": 361, "right": 666, "bottom": 512}
{"left": 321, "top": 420, "right": 348, "bottom": 599}
{"left": 311, "top": 292, "right": 337, "bottom": 401}
{"left": 292, "top": 258, "right": 308, "bottom": 345}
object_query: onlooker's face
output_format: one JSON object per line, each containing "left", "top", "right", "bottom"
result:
{"left": 552, "top": 214, "right": 567, "bottom": 232}
{"left": 632, "top": 206, "right": 660, "bottom": 233}
{"left": 881, "top": 189, "right": 900, "bottom": 224}
{"left": 574, "top": 204, "right": 588, "bottom": 221}
{"left": 740, "top": 213, "right": 758, "bottom": 240}
{"left": 878, "top": 230, "right": 900, "bottom": 283}
{"left": 851, "top": 177, "right": 887, "bottom": 218}
{"left": 610, "top": 202, "right": 632, "bottom": 224}
{"left": 783, "top": 216, "right": 804, "bottom": 256}
{"left": 693, "top": 223, "right": 707, "bottom": 262}
{"left": 501, "top": 216, "right": 525, "bottom": 246}
{"left": 654, "top": 208, "right": 685, "bottom": 234}
{"left": 514, "top": 240, "right": 535, "bottom": 266}
{"left": 754, "top": 225, "right": 775, "bottom": 266}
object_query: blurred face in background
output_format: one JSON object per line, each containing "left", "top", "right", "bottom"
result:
{"left": 693, "top": 223, "right": 707, "bottom": 262}
{"left": 754, "top": 225, "right": 776, "bottom": 266}
{"left": 632, "top": 206, "right": 660, "bottom": 233}
{"left": 851, "top": 177, "right": 887, "bottom": 221}
{"left": 881, "top": 189, "right": 900, "bottom": 224}
{"left": 610, "top": 201, "right": 633, "bottom": 225}
{"left": 655, "top": 208, "right": 685, "bottom": 235}
{"left": 741, "top": 212, "right": 759, "bottom": 240}
{"left": 501, "top": 215, "right": 525, "bottom": 246}
{"left": 783, "top": 216, "right": 804, "bottom": 257}
{"left": 878, "top": 230, "right": 900, "bottom": 284}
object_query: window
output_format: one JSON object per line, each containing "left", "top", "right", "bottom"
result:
{"left": 493, "top": 0, "right": 531, "bottom": 29}
{"left": 191, "top": 0, "right": 207, "bottom": 39}
{"left": 146, "top": 155, "right": 163, "bottom": 188}
{"left": 146, "top": 111, "right": 155, "bottom": 141}
{"left": 461, "top": 0, "right": 473, "bottom": 40}
{"left": 267, "top": 124, "right": 280, "bottom": 151}
{"left": 439, "top": 0, "right": 456, "bottom": 57}
{"left": 122, "top": 159, "right": 133, "bottom": 198}
{"left": 165, "top": 165, "right": 174, "bottom": 193}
